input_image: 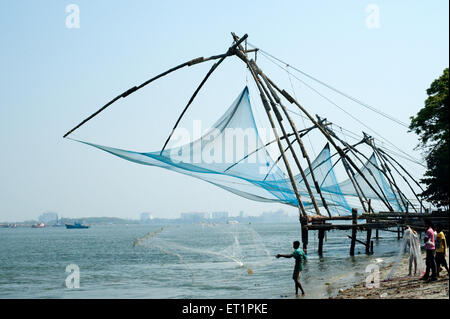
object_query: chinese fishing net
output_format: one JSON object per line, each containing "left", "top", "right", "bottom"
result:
{"left": 71, "top": 86, "right": 402, "bottom": 216}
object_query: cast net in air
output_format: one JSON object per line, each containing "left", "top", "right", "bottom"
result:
{"left": 133, "top": 223, "right": 272, "bottom": 284}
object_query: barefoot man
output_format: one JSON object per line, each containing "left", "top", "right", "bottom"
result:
{"left": 276, "top": 240, "right": 307, "bottom": 296}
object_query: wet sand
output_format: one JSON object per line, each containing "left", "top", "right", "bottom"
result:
{"left": 332, "top": 252, "right": 449, "bottom": 299}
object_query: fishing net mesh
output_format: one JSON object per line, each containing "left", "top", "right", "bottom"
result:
{"left": 385, "top": 227, "right": 425, "bottom": 280}
{"left": 133, "top": 223, "right": 272, "bottom": 283}
{"left": 72, "top": 87, "right": 402, "bottom": 216}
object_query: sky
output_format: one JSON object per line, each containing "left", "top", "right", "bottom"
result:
{"left": 0, "top": 1, "right": 448, "bottom": 222}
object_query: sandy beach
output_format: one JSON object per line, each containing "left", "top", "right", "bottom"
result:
{"left": 332, "top": 251, "right": 449, "bottom": 299}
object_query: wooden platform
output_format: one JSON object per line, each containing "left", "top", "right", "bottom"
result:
{"left": 301, "top": 209, "right": 449, "bottom": 256}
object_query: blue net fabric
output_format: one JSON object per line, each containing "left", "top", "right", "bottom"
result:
{"left": 72, "top": 87, "right": 398, "bottom": 216}
{"left": 337, "top": 154, "right": 404, "bottom": 212}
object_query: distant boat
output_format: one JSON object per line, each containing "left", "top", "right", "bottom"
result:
{"left": 32, "top": 222, "right": 45, "bottom": 228}
{"left": 227, "top": 220, "right": 239, "bottom": 224}
{"left": 65, "top": 222, "right": 90, "bottom": 229}
{"left": 0, "top": 224, "right": 17, "bottom": 228}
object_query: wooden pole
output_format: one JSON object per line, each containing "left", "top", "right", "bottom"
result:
{"left": 266, "top": 78, "right": 392, "bottom": 212}
{"left": 231, "top": 33, "right": 311, "bottom": 252}
{"left": 259, "top": 71, "right": 332, "bottom": 217}
{"left": 230, "top": 32, "right": 311, "bottom": 223}
{"left": 234, "top": 42, "right": 307, "bottom": 223}
{"left": 301, "top": 217, "right": 309, "bottom": 252}
{"left": 350, "top": 208, "right": 358, "bottom": 256}
{"left": 366, "top": 228, "right": 372, "bottom": 254}
{"left": 371, "top": 144, "right": 411, "bottom": 212}
{"left": 318, "top": 228, "right": 325, "bottom": 255}
{"left": 342, "top": 157, "right": 368, "bottom": 213}
{"left": 262, "top": 122, "right": 331, "bottom": 181}
{"left": 378, "top": 148, "right": 425, "bottom": 192}
{"left": 326, "top": 130, "right": 393, "bottom": 211}
{"left": 256, "top": 72, "right": 322, "bottom": 216}
{"left": 63, "top": 51, "right": 234, "bottom": 139}
{"left": 375, "top": 147, "right": 422, "bottom": 212}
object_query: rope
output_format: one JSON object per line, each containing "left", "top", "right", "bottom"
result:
{"left": 285, "top": 66, "right": 317, "bottom": 158}
{"left": 256, "top": 49, "right": 424, "bottom": 168}
{"left": 248, "top": 43, "right": 409, "bottom": 128}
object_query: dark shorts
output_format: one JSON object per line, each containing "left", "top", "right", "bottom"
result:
{"left": 292, "top": 269, "right": 301, "bottom": 280}
{"left": 436, "top": 252, "right": 448, "bottom": 268}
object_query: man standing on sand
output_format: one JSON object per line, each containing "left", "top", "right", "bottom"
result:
{"left": 276, "top": 241, "right": 307, "bottom": 296}
{"left": 422, "top": 219, "right": 437, "bottom": 282}
{"left": 435, "top": 224, "right": 449, "bottom": 277}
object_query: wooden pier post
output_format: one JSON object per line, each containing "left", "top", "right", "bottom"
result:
{"left": 318, "top": 229, "right": 325, "bottom": 255}
{"left": 365, "top": 228, "right": 372, "bottom": 254}
{"left": 350, "top": 208, "right": 357, "bottom": 256}
{"left": 375, "top": 228, "right": 379, "bottom": 239}
{"left": 370, "top": 240, "right": 374, "bottom": 254}
{"left": 301, "top": 217, "right": 309, "bottom": 252}
{"left": 397, "top": 227, "right": 401, "bottom": 240}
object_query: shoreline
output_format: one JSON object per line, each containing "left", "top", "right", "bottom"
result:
{"left": 331, "top": 251, "right": 449, "bottom": 299}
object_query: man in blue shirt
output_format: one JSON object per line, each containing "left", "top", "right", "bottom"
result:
{"left": 276, "top": 240, "right": 307, "bottom": 296}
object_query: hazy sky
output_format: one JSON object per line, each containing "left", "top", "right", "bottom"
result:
{"left": 0, "top": 1, "right": 448, "bottom": 222}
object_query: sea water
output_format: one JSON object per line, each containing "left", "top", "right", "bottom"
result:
{"left": 0, "top": 223, "right": 402, "bottom": 299}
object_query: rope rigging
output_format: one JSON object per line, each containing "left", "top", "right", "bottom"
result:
{"left": 255, "top": 48, "right": 423, "bottom": 168}
{"left": 247, "top": 43, "right": 410, "bottom": 128}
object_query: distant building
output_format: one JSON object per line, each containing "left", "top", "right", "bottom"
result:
{"left": 38, "top": 212, "right": 58, "bottom": 224}
{"left": 239, "top": 211, "right": 244, "bottom": 218}
{"left": 260, "top": 209, "right": 291, "bottom": 222}
{"left": 211, "top": 211, "right": 228, "bottom": 219}
{"left": 140, "top": 212, "right": 153, "bottom": 221}
{"left": 180, "top": 212, "right": 210, "bottom": 221}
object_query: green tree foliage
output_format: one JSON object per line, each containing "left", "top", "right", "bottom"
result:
{"left": 409, "top": 68, "right": 449, "bottom": 208}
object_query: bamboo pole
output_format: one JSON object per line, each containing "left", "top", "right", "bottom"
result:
{"left": 378, "top": 148, "right": 424, "bottom": 192}
{"left": 160, "top": 35, "right": 249, "bottom": 153}
{"left": 231, "top": 32, "right": 309, "bottom": 250}
{"left": 366, "top": 227, "right": 372, "bottom": 254}
{"left": 265, "top": 77, "right": 393, "bottom": 213}
{"left": 236, "top": 47, "right": 307, "bottom": 219}
{"left": 367, "top": 138, "right": 414, "bottom": 212}
{"left": 63, "top": 52, "right": 232, "bottom": 139}
{"left": 256, "top": 72, "right": 322, "bottom": 216}
{"left": 263, "top": 121, "right": 330, "bottom": 181}
{"left": 375, "top": 146, "right": 424, "bottom": 212}
{"left": 350, "top": 208, "right": 358, "bottom": 256}
{"left": 342, "top": 157, "right": 368, "bottom": 212}
{"left": 318, "top": 228, "right": 325, "bottom": 255}
{"left": 259, "top": 70, "right": 332, "bottom": 217}
{"left": 160, "top": 57, "right": 227, "bottom": 154}
{"left": 324, "top": 127, "right": 393, "bottom": 211}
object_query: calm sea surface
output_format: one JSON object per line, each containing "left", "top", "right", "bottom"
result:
{"left": 0, "top": 223, "right": 403, "bottom": 299}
